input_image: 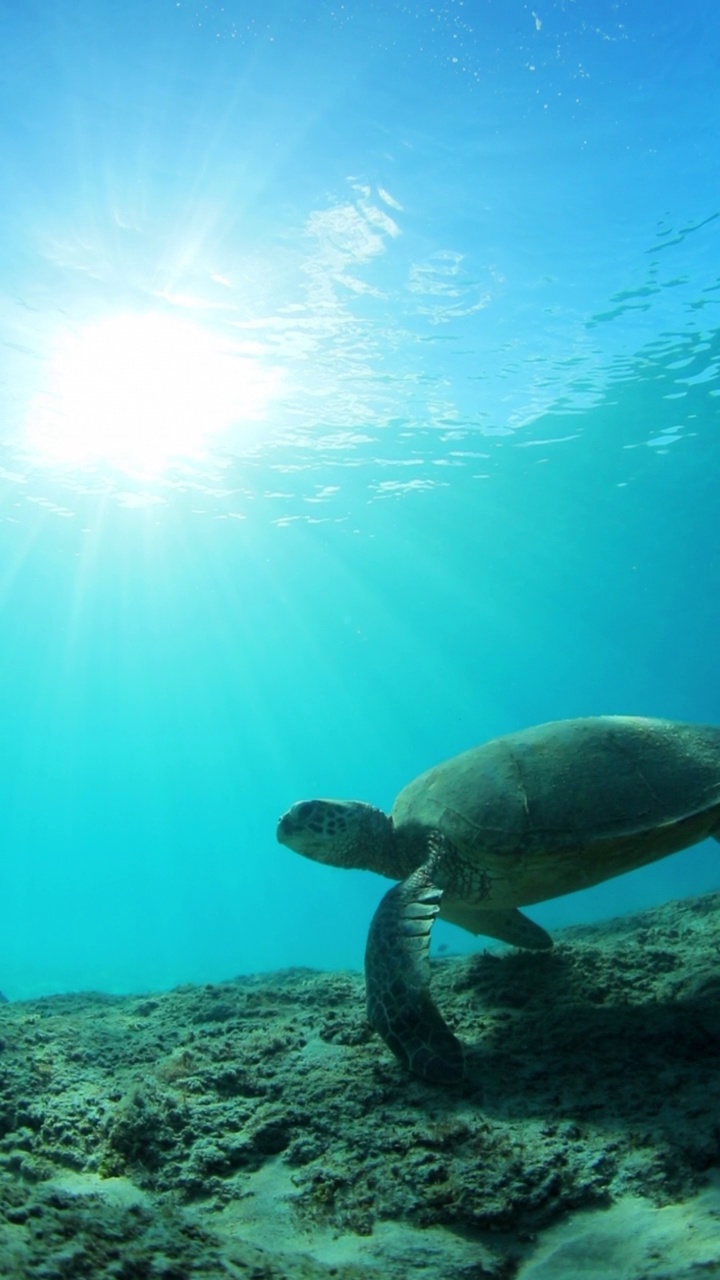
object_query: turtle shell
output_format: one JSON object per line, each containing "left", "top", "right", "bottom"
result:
{"left": 391, "top": 716, "right": 720, "bottom": 907}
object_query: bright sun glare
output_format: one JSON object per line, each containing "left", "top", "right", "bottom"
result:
{"left": 25, "top": 313, "right": 280, "bottom": 474}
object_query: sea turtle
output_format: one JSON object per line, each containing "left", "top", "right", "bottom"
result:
{"left": 277, "top": 716, "right": 720, "bottom": 1084}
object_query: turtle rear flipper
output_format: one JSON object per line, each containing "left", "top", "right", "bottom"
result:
{"left": 365, "top": 859, "right": 464, "bottom": 1084}
{"left": 442, "top": 901, "right": 553, "bottom": 950}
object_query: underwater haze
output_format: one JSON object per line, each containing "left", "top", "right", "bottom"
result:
{"left": 1, "top": 0, "right": 719, "bottom": 1001}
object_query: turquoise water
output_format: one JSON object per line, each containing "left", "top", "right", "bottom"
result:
{"left": 1, "top": 1, "right": 719, "bottom": 1000}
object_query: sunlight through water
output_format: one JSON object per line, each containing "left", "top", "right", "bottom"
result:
{"left": 23, "top": 312, "right": 282, "bottom": 475}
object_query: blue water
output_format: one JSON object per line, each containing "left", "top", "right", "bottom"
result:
{"left": 1, "top": 1, "right": 719, "bottom": 1000}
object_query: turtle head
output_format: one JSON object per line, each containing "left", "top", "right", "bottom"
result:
{"left": 276, "top": 799, "right": 394, "bottom": 872}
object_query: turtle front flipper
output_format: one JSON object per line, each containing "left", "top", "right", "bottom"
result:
{"left": 365, "top": 850, "right": 464, "bottom": 1084}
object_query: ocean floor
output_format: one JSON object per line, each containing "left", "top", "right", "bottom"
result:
{"left": 1, "top": 891, "right": 720, "bottom": 1279}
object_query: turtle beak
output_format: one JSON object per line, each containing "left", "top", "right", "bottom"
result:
{"left": 276, "top": 800, "right": 340, "bottom": 861}
{"left": 277, "top": 803, "right": 315, "bottom": 847}
{"left": 276, "top": 811, "right": 294, "bottom": 845}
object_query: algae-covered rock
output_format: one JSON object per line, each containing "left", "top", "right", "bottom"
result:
{"left": 1, "top": 894, "right": 719, "bottom": 1278}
